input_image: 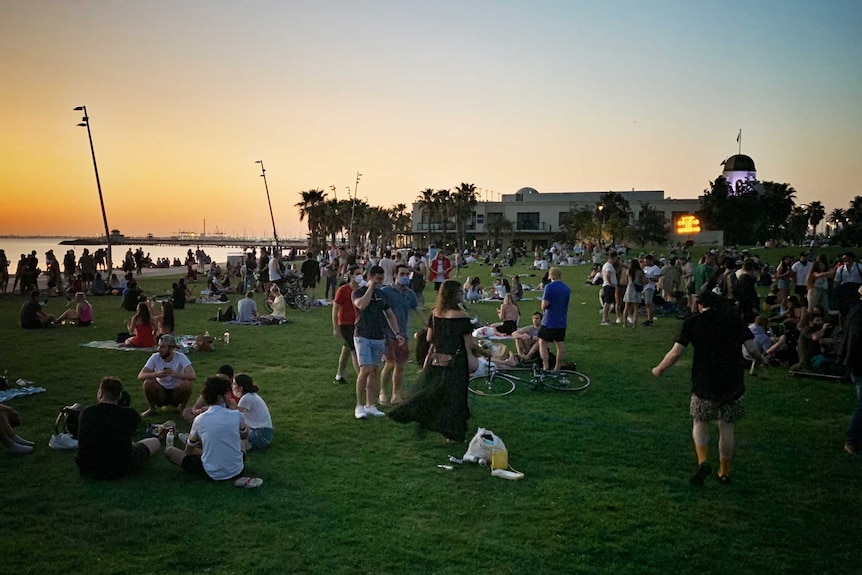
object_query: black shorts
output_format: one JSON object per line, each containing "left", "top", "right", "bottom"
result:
{"left": 538, "top": 326, "right": 566, "bottom": 342}
{"left": 339, "top": 324, "right": 355, "bottom": 351}
{"left": 794, "top": 285, "right": 807, "bottom": 297}
{"left": 157, "top": 388, "right": 180, "bottom": 407}
{"left": 127, "top": 442, "right": 151, "bottom": 474}
{"left": 601, "top": 285, "right": 616, "bottom": 304}
{"left": 180, "top": 454, "right": 246, "bottom": 481}
{"left": 498, "top": 320, "right": 517, "bottom": 335}
{"left": 302, "top": 276, "right": 317, "bottom": 289}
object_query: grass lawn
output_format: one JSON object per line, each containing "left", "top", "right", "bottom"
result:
{"left": 1, "top": 247, "right": 859, "bottom": 575}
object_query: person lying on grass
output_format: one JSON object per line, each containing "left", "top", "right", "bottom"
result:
{"left": 166, "top": 376, "right": 262, "bottom": 488}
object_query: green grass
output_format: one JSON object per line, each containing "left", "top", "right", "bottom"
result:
{"left": 1, "top": 248, "right": 859, "bottom": 575}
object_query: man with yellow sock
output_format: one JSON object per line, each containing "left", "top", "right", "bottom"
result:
{"left": 651, "top": 290, "right": 769, "bottom": 485}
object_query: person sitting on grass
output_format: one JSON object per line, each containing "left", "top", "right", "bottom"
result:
{"left": 182, "top": 365, "right": 236, "bottom": 423}
{"left": 513, "top": 311, "right": 543, "bottom": 359}
{"left": 20, "top": 289, "right": 54, "bottom": 329}
{"left": 165, "top": 376, "right": 262, "bottom": 488}
{"left": 76, "top": 376, "right": 160, "bottom": 480}
{"left": 236, "top": 290, "right": 259, "bottom": 324}
{"left": 148, "top": 299, "right": 175, "bottom": 338}
{"left": 261, "top": 284, "right": 287, "bottom": 323}
{"left": 92, "top": 272, "right": 108, "bottom": 296}
{"left": 233, "top": 373, "right": 273, "bottom": 451}
{"left": 54, "top": 292, "right": 93, "bottom": 326}
{"left": 138, "top": 334, "right": 196, "bottom": 417}
{"left": 488, "top": 294, "right": 520, "bottom": 335}
{"left": 120, "top": 301, "right": 156, "bottom": 348}
{"left": 0, "top": 403, "right": 34, "bottom": 455}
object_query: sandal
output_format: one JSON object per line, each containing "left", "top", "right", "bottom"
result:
{"left": 233, "top": 476, "right": 263, "bottom": 489}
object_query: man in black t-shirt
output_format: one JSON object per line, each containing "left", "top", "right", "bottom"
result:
{"left": 20, "top": 290, "right": 53, "bottom": 328}
{"left": 76, "top": 377, "right": 160, "bottom": 480}
{"left": 652, "top": 291, "right": 768, "bottom": 486}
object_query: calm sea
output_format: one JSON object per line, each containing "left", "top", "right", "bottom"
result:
{"left": 0, "top": 238, "right": 248, "bottom": 267}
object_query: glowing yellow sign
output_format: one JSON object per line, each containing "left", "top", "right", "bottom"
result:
{"left": 676, "top": 215, "right": 701, "bottom": 234}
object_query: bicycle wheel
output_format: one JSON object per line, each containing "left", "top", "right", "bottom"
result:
{"left": 541, "top": 370, "right": 590, "bottom": 392}
{"left": 295, "top": 293, "right": 315, "bottom": 312}
{"left": 468, "top": 374, "right": 516, "bottom": 396}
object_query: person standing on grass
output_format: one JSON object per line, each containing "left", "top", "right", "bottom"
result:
{"left": 428, "top": 250, "right": 453, "bottom": 292}
{"left": 138, "top": 334, "right": 196, "bottom": 417}
{"left": 380, "top": 263, "right": 420, "bottom": 406}
{"left": 838, "top": 286, "right": 862, "bottom": 456}
{"left": 332, "top": 265, "right": 362, "bottom": 384}
{"left": 166, "top": 376, "right": 262, "bottom": 488}
{"left": 600, "top": 250, "right": 619, "bottom": 326}
{"left": 352, "top": 265, "right": 404, "bottom": 419}
{"left": 76, "top": 376, "right": 160, "bottom": 480}
{"left": 641, "top": 254, "right": 661, "bottom": 327}
{"left": 651, "top": 291, "right": 768, "bottom": 486}
{"left": 539, "top": 267, "right": 571, "bottom": 371}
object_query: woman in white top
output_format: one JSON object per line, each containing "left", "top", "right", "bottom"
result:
{"left": 233, "top": 374, "right": 273, "bottom": 450}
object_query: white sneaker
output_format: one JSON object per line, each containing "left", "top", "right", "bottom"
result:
{"left": 364, "top": 405, "right": 386, "bottom": 417}
{"left": 627, "top": 316, "right": 634, "bottom": 324}
{"left": 354, "top": 405, "right": 368, "bottom": 419}
{"left": 615, "top": 317, "right": 621, "bottom": 324}
{"left": 600, "top": 321, "right": 612, "bottom": 326}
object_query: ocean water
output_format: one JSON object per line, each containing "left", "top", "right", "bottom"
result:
{"left": 0, "top": 237, "right": 249, "bottom": 267}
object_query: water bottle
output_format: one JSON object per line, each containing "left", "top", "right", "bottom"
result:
{"left": 223, "top": 330, "right": 230, "bottom": 345}
{"left": 165, "top": 429, "right": 175, "bottom": 449}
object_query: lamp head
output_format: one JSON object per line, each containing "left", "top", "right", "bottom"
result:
{"left": 73, "top": 106, "right": 84, "bottom": 111}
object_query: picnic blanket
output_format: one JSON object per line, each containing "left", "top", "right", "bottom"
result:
{"left": 0, "top": 386, "right": 47, "bottom": 403}
{"left": 474, "top": 297, "right": 535, "bottom": 303}
{"left": 81, "top": 334, "right": 196, "bottom": 352}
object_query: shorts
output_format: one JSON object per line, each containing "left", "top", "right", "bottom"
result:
{"left": 384, "top": 338, "right": 410, "bottom": 364}
{"left": 156, "top": 388, "right": 180, "bottom": 407}
{"left": 643, "top": 287, "right": 655, "bottom": 305}
{"left": 127, "top": 442, "right": 152, "bottom": 474}
{"left": 601, "top": 285, "right": 616, "bottom": 305}
{"left": 690, "top": 394, "right": 745, "bottom": 423}
{"left": 354, "top": 336, "right": 386, "bottom": 367}
{"left": 302, "top": 276, "right": 317, "bottom": 289}
{"left": 538, "top": 326, "right": 566, "bottom": 343}
{"left": 181, "top": 454, "right": 245, "bottom": 481}
{"left": 497, "top": 320, "right": 517, "bottom": 335}
{"left": 248, "top": 427, "right": 273, "bottom": 449}
{"left": 339, "top": 324, "right": 356, "bottom": 351}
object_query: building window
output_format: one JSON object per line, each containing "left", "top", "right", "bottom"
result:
{"left": 517, "top": 212, "right": 540, "bottom": 230}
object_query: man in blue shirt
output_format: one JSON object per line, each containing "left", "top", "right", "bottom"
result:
{"left": 353, "top": 265, "right": 404, "bottom": 419}
{"left": 539, "top": 267, "right": 571, "bottom": 371}
{"left": 380, "top": 264, "right": 420, "bottom": 405}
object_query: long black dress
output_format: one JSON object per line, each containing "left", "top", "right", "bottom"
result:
{"left": 388, "top": 315, "right": 472, "bottom": 442}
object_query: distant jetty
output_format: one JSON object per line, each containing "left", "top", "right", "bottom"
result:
{"left": 59, "top": 235, "right": 308, "bottom": 250}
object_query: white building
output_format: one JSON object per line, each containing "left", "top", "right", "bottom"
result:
{"left": 411, "top": 188, "right": 718, "bottom": 250}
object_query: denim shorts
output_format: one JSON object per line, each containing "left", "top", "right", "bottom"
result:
{"left": 354, "top": 336, "right": 386, "bottom": 367}
{"left": 248, "top": 427, "right": 273, "bottom": 449}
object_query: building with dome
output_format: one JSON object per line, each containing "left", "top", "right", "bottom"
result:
{"left": 722, "top": 154, "right": 757, "bottom": 194}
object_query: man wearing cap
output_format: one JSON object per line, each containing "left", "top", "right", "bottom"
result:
{"left": 138, "top": 334, "right": 196, "bottom": 417}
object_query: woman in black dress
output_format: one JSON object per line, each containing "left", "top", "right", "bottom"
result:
{"left": 389, "top": 279, "right": 478, "bottom": 442}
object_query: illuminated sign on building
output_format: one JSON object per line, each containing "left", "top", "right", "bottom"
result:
{"left": 676, "top": 215, "right": 701, "bottom": 234}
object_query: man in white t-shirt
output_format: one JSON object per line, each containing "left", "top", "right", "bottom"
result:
{"left": 790, "top": 252, "right": 811, "bottom": 298}
{"left": 166, "top": 376, "right": 260, "bottom": 486}
{"left": 379, "top": 250, "right": 397, "bottom": 286}
{"left": 642, "top": 254, "right": 661, "bottom": 327}
{"left": 600, "top": 251, "right": 619, "bottom": 326}
{"left": 138, "top": 334, "right": 196, "bottom": 417}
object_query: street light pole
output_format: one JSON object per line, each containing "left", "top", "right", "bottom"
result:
{"left": 597, "top": 204, "right": 605, "bottom": 246}
{"left": 255, "top": 160, "right": 280, "bottom": 254}
{"left": 73, "top": 106, "right": 113, "bottom": 274}
{"left": 349, "top": 171, "right": 361, "bottom": 252}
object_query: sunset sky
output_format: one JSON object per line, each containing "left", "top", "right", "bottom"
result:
{"left": 2, "top": 0, "right": 860, "bottom": 239}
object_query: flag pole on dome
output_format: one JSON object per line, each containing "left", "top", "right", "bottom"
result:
{"left": 737, "top": 129, "right": 742, "bottom": 155}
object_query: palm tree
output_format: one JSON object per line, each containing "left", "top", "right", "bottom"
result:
{"left": 295, "top": 189, "right": 328, "bottom": 249}
{"left": 485, "top": 215, "right": 514, "bottom": 248}
{"left": 415, "top": 188, "right": 436, "bottom": 248}
{"left": 433, "top": 188, "right": 452, "bottom": 247}
{"left": 805, "top": 201, "right": 826, "bottom": 237}
{"left": 451, "top": 182, "right": 478, "bottom": 251}
{"left": 827, "top": 208, "right": 847, "bottom": 230}
{"left": 390, "top": 203, "right": 411, "bottom": 247}
{"left": 848, "top": 196, "right": 862, "bottom": 226}
{"left": 321, "top": 197, "right": 344, "bottom": 246}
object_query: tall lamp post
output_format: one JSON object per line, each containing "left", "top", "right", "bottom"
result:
{"left": 255, "top": 160, "right": 280, "bottom": 254}
{"left": 348, "top": 171, "right": 361, "bottom": 252}
{"left": 73, "top": 106, "right": 113, "bottom": 273}
{"left": 597, "top": 203, "right": 605, "bottom": 246}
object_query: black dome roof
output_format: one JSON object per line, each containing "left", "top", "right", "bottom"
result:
{"left": 516, "top": 187, "right": 539, "bottom": 195}
{"left": 724, "top": 154, "right": 756, "bottom": 172}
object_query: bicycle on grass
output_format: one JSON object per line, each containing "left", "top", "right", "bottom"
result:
{"left": 468, "top": 359, "right": 590, "bottom": 396}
